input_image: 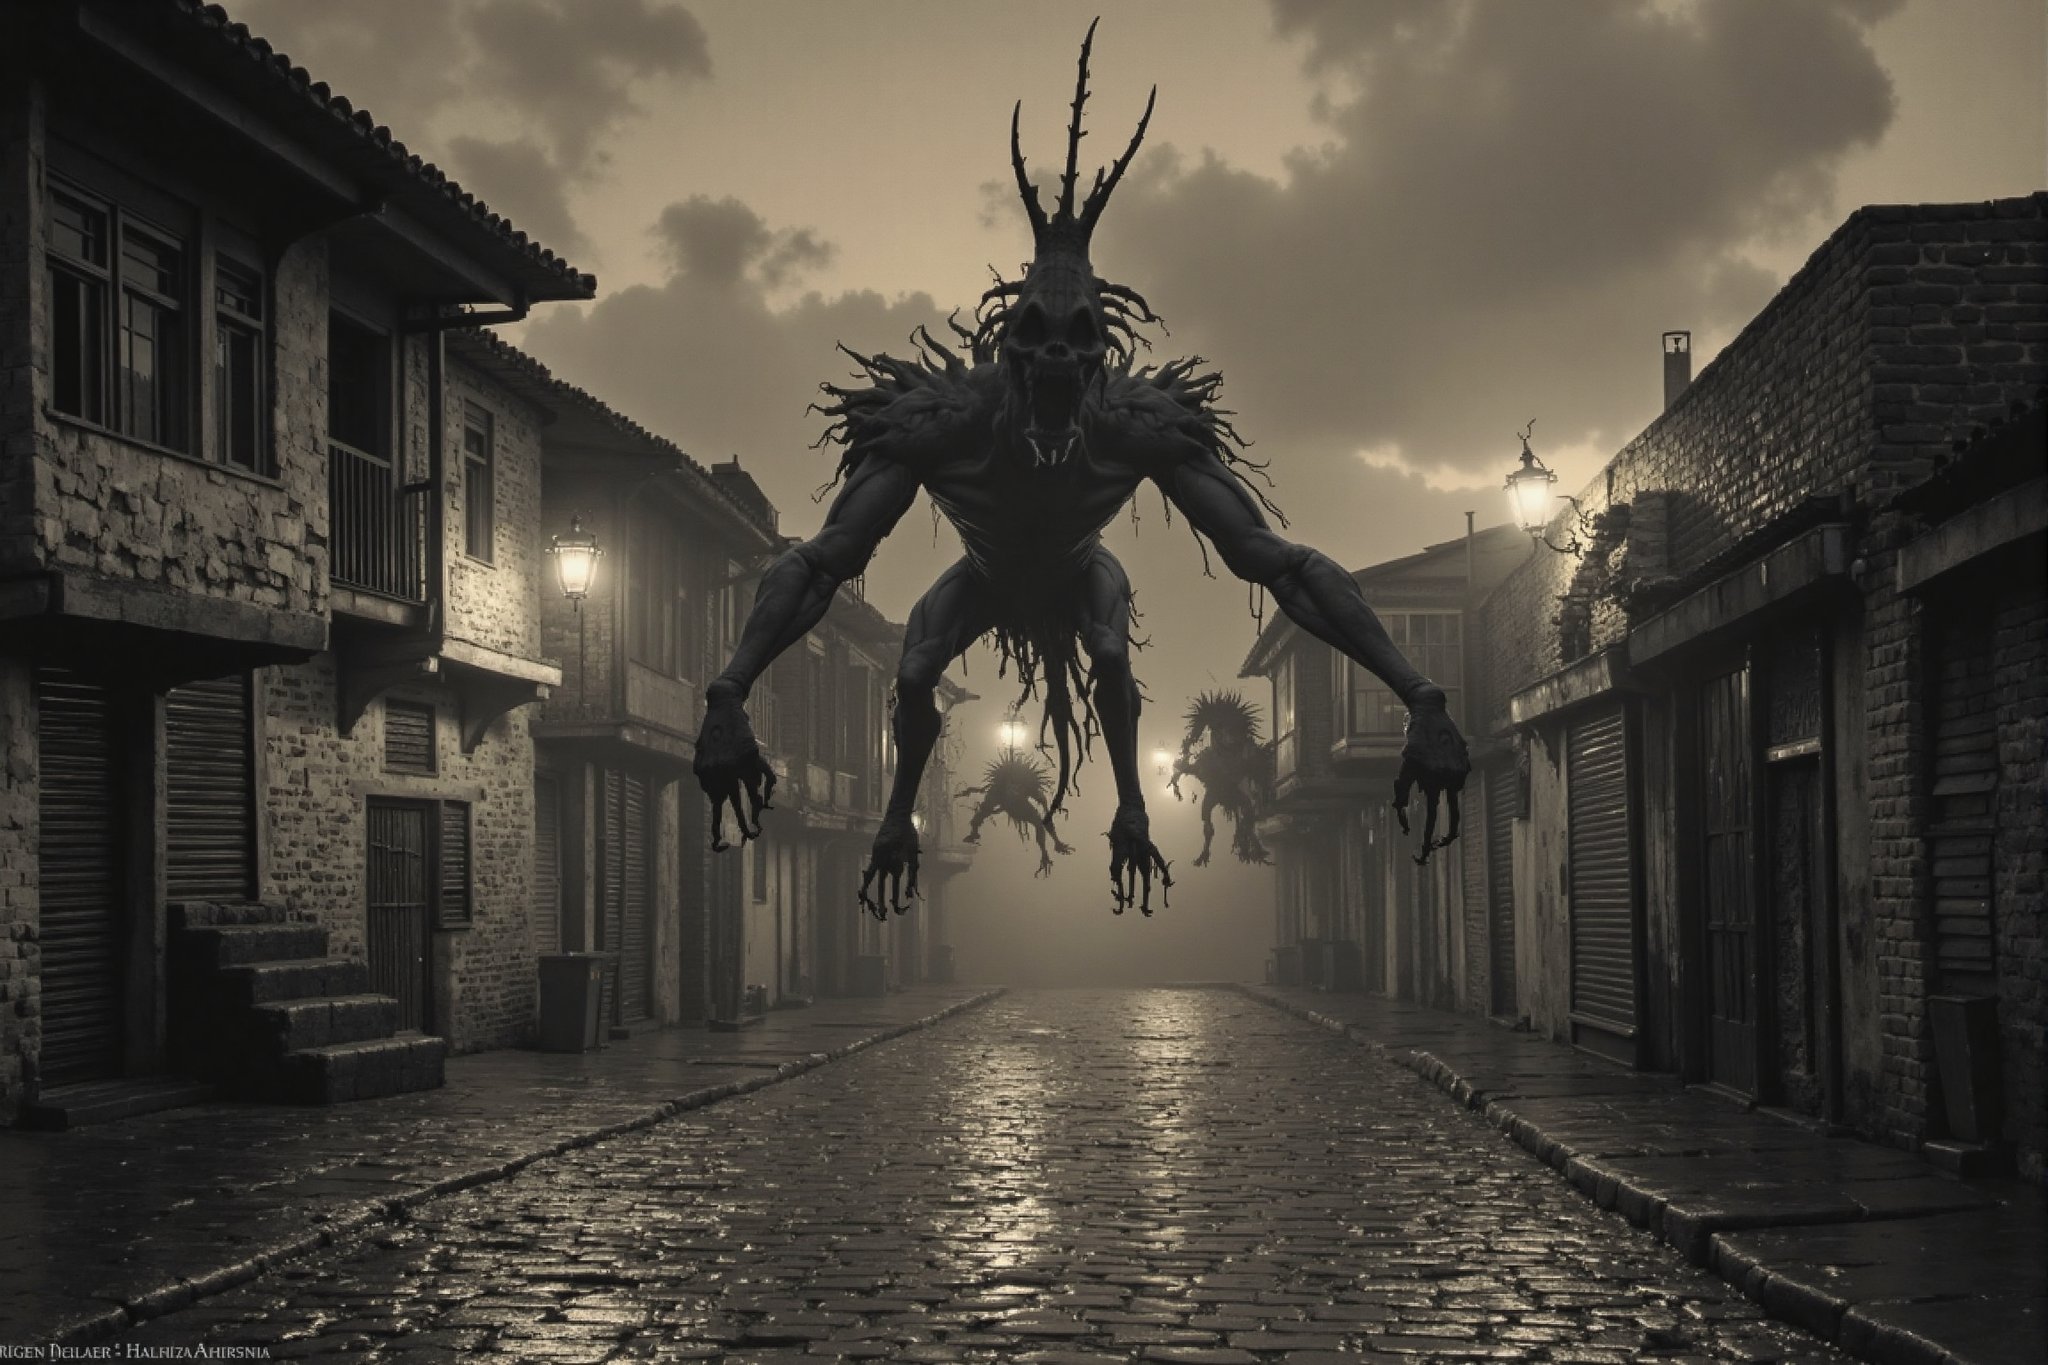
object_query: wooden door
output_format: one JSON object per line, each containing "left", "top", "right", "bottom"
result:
{"left": 1700, "top": 665, "right": 1758, "bottom": 1094}
{"left": 365, "top": 799, "right": 432, "bottom": 1033}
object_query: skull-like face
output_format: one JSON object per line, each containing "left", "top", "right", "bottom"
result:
{"left": 1001, "top": 261, "right": 1108, "bottom": 466}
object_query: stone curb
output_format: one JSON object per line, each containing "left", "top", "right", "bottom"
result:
{"left": 1233, "top": 984, "right": 1956, "bottom": 1365}
{"left": 50, "top": 988, "right": 1006, "bottom": 1349}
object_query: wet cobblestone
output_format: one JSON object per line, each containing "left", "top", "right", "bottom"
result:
{"left": 113, "top": 989, "right": 1845, "bottom": 1361}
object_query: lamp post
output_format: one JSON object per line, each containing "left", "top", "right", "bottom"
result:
{"left": 1504, "top": 422, "right": 1590, "bottom": 555}
{"left": 547, "top": 515, "right": 604, "bottom": 703}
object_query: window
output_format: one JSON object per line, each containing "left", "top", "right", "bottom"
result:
{"left": 327, "top": 313, "right": 389, "bottom": 457}
{"left": 627, "top": 512, "right": 686, "bottom": 674}
{"left": 462, "top": 402, "right": 494, "bottom": 561}
{"left": 48, "top": 189, "right": 109, "bottom": 424}
{"left": 1273, "top": 652, "right": 1298, "bottom": 779}
{"left": 214, "top": 259, "right": 265, "bottom": 472}
{"left": 48, "top": 180, "right": 193, "bottom": 450}
{"left": 1338, "top": 611, "right": 1463, "bottom": 738}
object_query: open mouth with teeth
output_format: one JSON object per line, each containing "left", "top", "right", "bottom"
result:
{"left": 1020, "top": 367, "right": 1086, "bottom": 465}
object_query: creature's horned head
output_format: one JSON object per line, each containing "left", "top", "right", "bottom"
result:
{"left": 982, "top": 19, "right": 1160, "bottom": 467}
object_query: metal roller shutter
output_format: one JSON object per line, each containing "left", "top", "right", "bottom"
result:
{"left": 1928, "top": 612, "right": 1996, "bottom": 991}
{"left": 598, "top": 770, "right": 624, "bottom": 1028}
{"left": 1487, "top": 765, "right": 1518, "bottom": 1016}
{"left": 533, "top": 776, "right": 561, "bottom": 957}
{"left": 619, "top": 773, "right": 651, "bottom": 1024}
{"left": 166, "top": 673, "right": 256, "bottom": 901}
{"left": 1568, "top": 708, "right": 1636, "bottom": 1040}
{"left": 38, "top": 670, "right": 124, "bottom": 1086}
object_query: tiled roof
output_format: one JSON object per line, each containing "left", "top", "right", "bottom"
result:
{"left": 445, "top": 329, "right": 781, "bottom": 549}
{"left": 146, "top": 1, "right": 595, "bottom": 298}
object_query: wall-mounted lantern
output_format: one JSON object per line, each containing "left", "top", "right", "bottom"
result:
{"left": 1504, "top": 421, "right": 1592, "bottom": 555}
{"left": 547, "top": 514, "right": 604, "bottom": 604}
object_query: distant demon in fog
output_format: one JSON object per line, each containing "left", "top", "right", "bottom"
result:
{"left": 1170, "top": 691, "right": 1274, "bottom": 868}
{"left": 694, "top": 22, "right": 1468, "bottom": 916}
{"left": 957, "top": 750, "right": 1074, "bottom": 881}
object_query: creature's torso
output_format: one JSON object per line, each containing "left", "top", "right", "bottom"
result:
{"left": 869, "top": 362, "right": 1198, "bottom": 595}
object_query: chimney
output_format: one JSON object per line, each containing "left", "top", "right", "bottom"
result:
{"left": 1662, "top": 330, "right": 1692, "bottom": 411}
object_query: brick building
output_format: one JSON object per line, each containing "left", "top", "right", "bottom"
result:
{"left": 1332, "top": 193, "right": 2045, "bottom": 1178}
{"left": 0, "top": 0, "right": 596, "bottom": 1122}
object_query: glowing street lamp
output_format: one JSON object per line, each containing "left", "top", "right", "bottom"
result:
{"left": 997, "top": 714, "right": 1028, "bottom": 751}
{"left": 1504, "top": 422, "right": 1590, "bottom": 556}
{"left": 547, "top": 514, "right": 604, "bottom": 603}
{"left": 911, "top": 811, "right": 927, "bottom": 833}
{"left": 1152, "top": 746, "right": 1173, "bottom": 777}
{"left": 1504, "top": 425, "right": 1558, "bottom": 535}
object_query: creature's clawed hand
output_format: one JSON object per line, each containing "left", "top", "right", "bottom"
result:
{"left": 693, "top": 685, "right": 776, "bottom": 852}
{"left": 1106, "top": 804, "right": 1172, "bottom": 916}
{"left": 859, "top": 814, "right": 921, "bottom": 921}
{"left": 1392, "top": 687, "right": 1471, "bottom": 865}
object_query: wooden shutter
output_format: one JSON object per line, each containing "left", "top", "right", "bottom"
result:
{"left": 165, "top": 672, "right": 255, "bottom": 901}
{"left": 436, "top": 800, "right": 471, "bottom": 929}
{"left": 384, "top": 700, "right": 436, "bottom": 773}
{"left": 37, "top": 670, "right": 124, "bottom": 1086}
{"left": 1568, "top": 707, "right": 1636, "bottom": 1041}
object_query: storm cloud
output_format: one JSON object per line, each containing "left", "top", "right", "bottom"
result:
{"left": 230, "top": 0, "right": 711, "bottom": 263}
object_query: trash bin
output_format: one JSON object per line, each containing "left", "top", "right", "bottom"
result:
{"left": 537, "top": 952, "right": 611, "bottom": 1052}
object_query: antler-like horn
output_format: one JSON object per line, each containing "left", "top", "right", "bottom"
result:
{"left": 1058, "top": 17, "right": 1100, "bottom": 221}
{"left": 1011, "top": 101, "right": 1049, "bottom": 238}
{"left": 1079, "top": 83, "right": 1155, "bottom": 230}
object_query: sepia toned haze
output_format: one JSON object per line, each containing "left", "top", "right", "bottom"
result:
{"left": 235, "top": 0, "right": 2045, "bottom": 985}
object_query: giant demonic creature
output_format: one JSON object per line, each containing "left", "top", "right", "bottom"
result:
{"left": 957, "top": 750, "right": 1074, "bottom": 881}
{"left": 1169, "top": 690, "right": 1275, "bottom": 868}
{"left": 692, "top": 23, "right": 1469, "bottom": 918}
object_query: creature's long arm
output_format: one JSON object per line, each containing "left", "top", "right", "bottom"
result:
{"left": 709, "top": 457, "right": 921, "bottom": 701}
{"left": 1157, "top": 447, "right": 1471, "bottom": 857}
{"left": 1159, "top": 452, "right": 1434, "bottom": 702}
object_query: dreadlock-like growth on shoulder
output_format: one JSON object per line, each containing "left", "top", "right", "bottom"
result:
{"left": 808, "top": 325, "right": 981, "bottom": 487}
{"left": 1181, "top": 689, "right": 1264, "bottom": 758}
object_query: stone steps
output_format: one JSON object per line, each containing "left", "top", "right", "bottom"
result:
{"left": 216, "top": 956, "right": 373, "bottom": 1006}
{"left": 165, "top": 901, "right": 443, "bottom": 1107}
{"left": 277, "top": 1032, "right": 447, "bottom": 1105}
{"left": 253, "top": 993, "right": 402, "bottom": 1052}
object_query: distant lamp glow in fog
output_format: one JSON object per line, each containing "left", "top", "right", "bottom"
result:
{"left": 547, "top": 515, "right": 604, "bottom": 602}
{"left": 1152, "top": 746, "right": 1173, "bottom": 777}
{"left": 998, "top": 715, "right": 1028, "bottom": 751}
{"left": 911, "top": 811, "right": 927, "bottom": 833}
{"left": 1504, "top": 422, "right": 1558, "bottom": 534}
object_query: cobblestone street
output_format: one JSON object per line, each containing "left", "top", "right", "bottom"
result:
{"left": 112, "top": 989, "right": 1844, "bottom": 1363}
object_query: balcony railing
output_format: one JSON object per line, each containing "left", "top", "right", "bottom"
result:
{"left": 330, "top": 440, "right": 427, "bottom": 601}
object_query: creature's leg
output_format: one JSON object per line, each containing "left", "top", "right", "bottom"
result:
{"left": 1076, "top": 547, "right": 1171, "bottom": 914}
{"left": 1195, "top": 793, "right": 1219, "bottom": 868}
{"left": 861, "top": 558, "right": 993, "bottom": 919}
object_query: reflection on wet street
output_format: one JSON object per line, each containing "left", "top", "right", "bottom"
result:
{"left": 115, "top": 990, "right": 1843, "bottom": 1361}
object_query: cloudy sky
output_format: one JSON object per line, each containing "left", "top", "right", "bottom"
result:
{"left": 240, "top": 0, "right": 2043, "bottom": 980}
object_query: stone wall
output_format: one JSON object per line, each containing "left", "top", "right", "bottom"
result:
{"left": 261, "top": 658, "right": 540, "bottom": 1052}
{"left": 445, "top": 356, "right": 546, "bottom": 661}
